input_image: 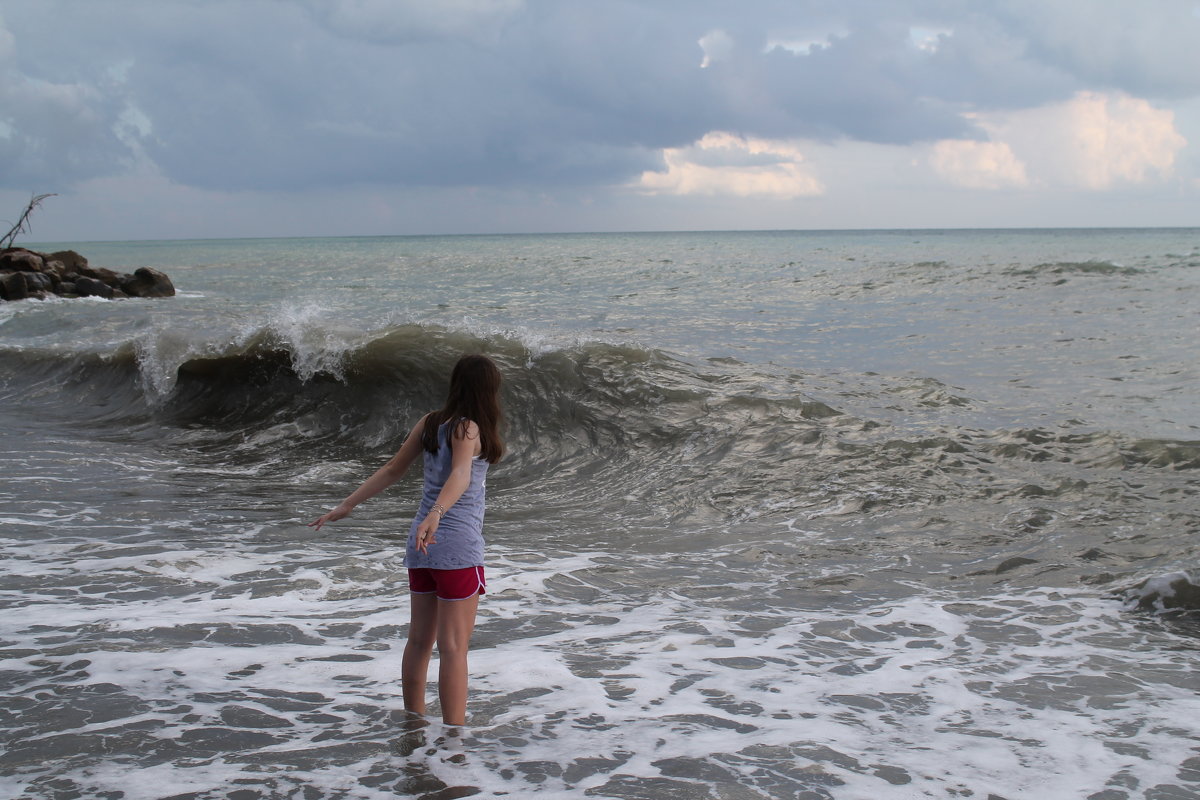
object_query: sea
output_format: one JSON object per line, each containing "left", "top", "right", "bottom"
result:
{"left": 1, "top": 229, "right": 1197, "bottom": 800}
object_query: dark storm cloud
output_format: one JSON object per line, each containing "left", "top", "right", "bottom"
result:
{"left": 1, "top": 0, "right": 1197, "bottom": 193}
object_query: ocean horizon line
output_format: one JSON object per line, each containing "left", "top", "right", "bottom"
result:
{"left": 20, "top": 224, "right": 1200, "bottom": 249}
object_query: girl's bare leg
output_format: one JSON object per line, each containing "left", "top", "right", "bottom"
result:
{"left": 436, "top": 592, "right": 480, "bottom": 725}
{"left": 402, "top": 592, "right": 439, "bottom": 715}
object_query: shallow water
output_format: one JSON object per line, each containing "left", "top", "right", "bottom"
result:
{"left": 2, "top": 229, "right": 1198, "bottom": 798}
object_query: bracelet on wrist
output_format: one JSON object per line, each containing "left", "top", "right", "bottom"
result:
{"left": 429, "top": 503, "right": 448, "bottom": 517}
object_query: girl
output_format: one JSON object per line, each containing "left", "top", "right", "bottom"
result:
{"left": 310, "top": 354, "right": 504, "bottom": 726}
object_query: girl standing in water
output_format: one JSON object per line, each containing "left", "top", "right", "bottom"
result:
{"left": 310, "top": 354, "right": 504, "bottom": 726}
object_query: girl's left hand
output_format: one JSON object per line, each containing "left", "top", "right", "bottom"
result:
{"left": 414, "top": 515, "right": 438, "bottom": 554}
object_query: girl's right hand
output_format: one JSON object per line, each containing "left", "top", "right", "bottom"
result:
{"left": 309, "top": 503, "right": 351, "bottom": 530}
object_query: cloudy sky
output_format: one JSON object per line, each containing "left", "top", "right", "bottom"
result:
{"left": 1, "top": 0, "right": 1198, "bottom": 241}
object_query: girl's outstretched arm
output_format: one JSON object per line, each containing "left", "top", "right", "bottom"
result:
{"left": 309, "top": 415, "right": 428, "bottom": 530}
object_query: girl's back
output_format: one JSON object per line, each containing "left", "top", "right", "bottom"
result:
{"left": 408, "top": 418, "right": 489, "bottom": 570}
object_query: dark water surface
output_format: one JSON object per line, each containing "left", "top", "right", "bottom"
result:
{"left": 2, "top": 229, "right": 1198, "bottom": 799}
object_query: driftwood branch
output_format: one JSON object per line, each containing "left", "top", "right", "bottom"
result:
{"left": 1, "top": 193, "right": 57, "bottom": 250}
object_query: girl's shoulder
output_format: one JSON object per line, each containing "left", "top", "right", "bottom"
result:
{"left": 450, "top": 417, "right": 481, "bottom": 440}
{"left": 449, "top": 418, "right": 483, "bottom": 460}
{"left": 419, "top": 411, "right": 448, "bottom": 451}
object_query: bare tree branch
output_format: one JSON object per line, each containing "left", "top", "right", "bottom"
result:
{"left": 1, "top": 193, "right": 57, "bottom": 250}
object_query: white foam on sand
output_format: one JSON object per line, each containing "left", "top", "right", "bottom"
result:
{"left": 459, "top": 560, "right": 1198, "bottom": 798}
{"left": 3, "top": 542, "right": 1197, "bottom": 799}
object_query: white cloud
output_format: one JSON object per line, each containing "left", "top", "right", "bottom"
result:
{"left": 932, "top": 91, "right": 1186, "bottom": 190}
{"left": 930, "top": 139, "right": 1029, "bottom": 189}
{"left": 115, "top": 105, "right": 152, "bottom": 141}
{"left": 908, "top": 26, "right": 952, "bottom": 54}
{"left": 1024, "top": 91, "right": 1186, "bottom": 189}
{"left": 698, "top": 29, "right": 733, "bottom": 68}
{"left": 763, "top": 26, "right": 846, "bottom": 56}
{"left": 636, "top": 132, "right": 824, "bottom": 199}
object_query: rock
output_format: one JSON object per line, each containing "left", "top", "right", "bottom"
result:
{"left": 49, "top": 250, "right": 88, "bottom": 272}
{"left": 120, "top": 267, "right": 175, "bottom": 298}
{"left": 0, "top": 271, "right": 29, "bottom": 300}
{"left": 23, "top": 272, "right": 54, "bottom": 293}
{"left": 42, "top": 260, "right": 67, "bottom": 283}
{"left": 1124, "top": 571, "right": 1200, "bottom": 612}
{"left": 0, "top": 248, "right": 45, "bottom": 272}
{"left": 995, "top": 556, "right": 1038, "bottom": 574}
{"left": 77, "top": 264, "right": 122, "bottom": 285}
{"left": 74, "top": 276, "right": 114, "bottom": 299}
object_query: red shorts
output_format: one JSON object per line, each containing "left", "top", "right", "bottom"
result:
{"left": 408, "top": 566, "right": 486, "bottom": 601}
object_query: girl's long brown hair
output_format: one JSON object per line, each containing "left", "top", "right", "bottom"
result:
{"left": 420, "top": 354, "right": 504, "bottom": 464}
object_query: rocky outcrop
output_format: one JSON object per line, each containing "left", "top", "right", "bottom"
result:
{"left": 120, "top": 267, "right": 176, "bottom": 298}
{"left": 1122, "top": 571, "right": 1200, "bottom": 612}
{"left": 0, "top": 270, "right": 30, "bottom": 301}
{"left": 0, "top": 247, "right": 175, "bottom": 301}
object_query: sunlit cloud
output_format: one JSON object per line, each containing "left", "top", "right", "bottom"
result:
{"left": 1026, "top": 91, "right": 1186, "bottom": 189}
{"left": 932, "top": 91, "right": 1186, "bottom": 190}
{"left": 930, "top": 139, "right": 1029, "bottom": 189}
{"left": 636, "top": 132, "right": 824, "bottom": 199}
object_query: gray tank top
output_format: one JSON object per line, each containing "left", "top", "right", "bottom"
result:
{"left": 405, "top": 418, "right": 489, "bottom": 569}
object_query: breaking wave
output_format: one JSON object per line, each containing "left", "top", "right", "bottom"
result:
{"left": 2, "top": 320, "right": 1194, "bottom": 564}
